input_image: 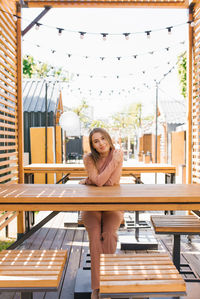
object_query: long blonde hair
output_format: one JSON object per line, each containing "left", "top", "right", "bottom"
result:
{"left": 89, "top": 128, "right": 114, "bottom": 162}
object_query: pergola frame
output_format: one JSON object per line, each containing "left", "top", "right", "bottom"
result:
{"left": 0, "top": 0, "right": 199, "bottom": 235}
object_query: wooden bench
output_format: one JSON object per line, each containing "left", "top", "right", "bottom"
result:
{"left": 0, "top": 249, "right": 67, "bottom": 299}
{"left": 99, "top": 253, "right": 186, "bottom": 299}
{"left": 151, "top": 215, "right": 200, "bottom": 277}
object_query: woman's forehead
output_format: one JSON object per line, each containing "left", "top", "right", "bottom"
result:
{"left": 92, "top": 132, "right": 104, "bottom": 140}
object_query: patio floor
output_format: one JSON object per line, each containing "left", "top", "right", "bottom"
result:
{"left": 1, "top": 211, "right": 200, "bottom": 299}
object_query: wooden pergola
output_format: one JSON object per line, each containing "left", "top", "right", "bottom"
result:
{"left": 0, "top": 0, "right": 199, "bottom": 234}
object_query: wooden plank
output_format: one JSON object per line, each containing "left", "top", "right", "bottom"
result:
{"left": 59, "top": 228, "right": 85, "bottom": 299}
{"left": 100, "top": 279, "right": 186, "bottom": 293}
{"left": 0, "top": 211, "right": 18, "bottom": 231}
{"left": 25, "top": 0, "right": 189, "bottom": 9}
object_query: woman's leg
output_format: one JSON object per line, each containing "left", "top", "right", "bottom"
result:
{"left": 101, "top": 211, "right": 124, "bottom": 253}
{"left": 81, "top": 211, "right": 102, "bottom": 290}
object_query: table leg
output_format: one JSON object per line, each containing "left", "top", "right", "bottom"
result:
{"left": 135, "top": 211, "right": 139, "bottom": 240}
{"left": 172, "top": 234, "right": 180, "bottom": 271}
{"left": 21, "top": 292, "right": 33, "bottom": 299}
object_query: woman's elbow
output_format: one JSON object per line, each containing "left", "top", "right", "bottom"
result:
{"left": 95, "top": 181, "right": 104, "bottom": 187}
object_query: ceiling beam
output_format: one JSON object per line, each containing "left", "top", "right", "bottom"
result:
{"left": 21, "top": 6, "right": 51, "bottom": 36}
{"left": 22, "top": 1, "right": 189, "bottom": 9}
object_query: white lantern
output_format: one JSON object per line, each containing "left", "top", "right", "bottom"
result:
{"left": 59, "top": 111, "right": 80, "bottom": 137}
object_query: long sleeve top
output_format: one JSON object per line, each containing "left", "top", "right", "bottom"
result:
{"left": 83, "top": 149, "right": 123, "bottom": 187}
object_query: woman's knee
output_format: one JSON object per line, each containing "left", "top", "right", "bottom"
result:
{"left": 81, "top": 211, "right": 102, "bottom": 229}
{"left": 102, "top": 211, "right": 124, "bottom": 231}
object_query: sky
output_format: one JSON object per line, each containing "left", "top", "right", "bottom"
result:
{"left": 21, "top": 7, "right": 188, "bottom": 119}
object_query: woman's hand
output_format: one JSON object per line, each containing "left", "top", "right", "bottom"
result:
{"left": 113, "top": 149, "right": 123, "bottom": 163}
{"left": 79, "top": 179, "right": 86, "bottom": 184}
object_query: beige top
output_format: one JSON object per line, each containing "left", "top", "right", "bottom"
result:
{"left": 83, "top": 149, "right": 123, "bottom": 187}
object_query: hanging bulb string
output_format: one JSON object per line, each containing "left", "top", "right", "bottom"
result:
{"left": 23, "top": 38, "right": 186, "bottom": 61}
{"left": 27, "top": 52, "right": 179, "bottom": 82}
{"left": 0, "top": 7, "right": 192, "bottom": 39}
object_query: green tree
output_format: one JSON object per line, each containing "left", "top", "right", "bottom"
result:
{"left": 22, "top": 55, "right": 69, "bottom": 81}
{"left": 177, "top": 51, "right": 187, "bottom": 98}
{"left": 90, "top": 119, "right": 108, "bottom": 129}
{"left": 35, "top": 62, "right": 51, "bottom": 78}
{"left": 23, "top": 55, "right": 36, "bottom": 78}
{"left": 111, "top": 102, "right": 143, "bottom": 131}
{"left": 72, "top": 99, "right": 91, "bottom": 128}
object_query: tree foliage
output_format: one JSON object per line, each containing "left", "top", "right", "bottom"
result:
{"left": 177, "top": 51, "right": 187, "bottom": 99}
{"left": 23, "top": 56, "right": 36, "bottom": 78}
{"left": 22, "top": 55, "right": 69, "bottom": 81}
{"left": 90, "top": 120, "right": 108, "bottom": 129}
{"left": 111, "top": 102, "right": 142, "bottom": 131}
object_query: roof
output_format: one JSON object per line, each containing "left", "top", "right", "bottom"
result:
{"left": 23, "top": 79, "right": 61, "bottom": 113}
{"left": 158, "top": 92, "right": 186, "bottom": 125}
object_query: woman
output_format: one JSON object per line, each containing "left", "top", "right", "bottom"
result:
{"left": 80, "top": 128, "right": 124, "bottom": 299}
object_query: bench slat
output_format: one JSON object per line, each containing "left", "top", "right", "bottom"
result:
{"left": 100, "top": 269, "right": 179, "bottom": 275}
{"left": 101, "top": 274, "right": 182, "bottom": 281}
{"left": 100, "top": 279, "right": 186, "bottom": 293}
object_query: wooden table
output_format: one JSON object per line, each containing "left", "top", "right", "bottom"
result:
{"left": 0, "top": 183, "right": 199, "bottom": 212}
{"left": 24, "top": 163, "right": 176, "bottom": 184}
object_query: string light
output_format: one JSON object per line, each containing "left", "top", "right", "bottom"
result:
{"left": 101, "top": 33, "right": 108, "bottom": 41}
{"left": 187, "top": 20, "right": 195, "bottom": 27}
{"left": 0, "top": 8, "right": 189, "bottom": 40}
{"left": 123, "top": 33, "right": 130, "bottom": 40}
{"left": 13, "top": 14, "right": 18, "bottom": 22}
{"left": 79, "top": 31, "right": 86, "bottom": 39}
{"left": 166, "top": 26, "right": 172, "bottom": 35}
{"left": 145, "top": 31, "right": 151, "bottom": 39}
{"left": 35, "top": 23, "right": 41, "bottom": 30}
{"left": 57, "top": 28, "right": 64, "bottom": 36}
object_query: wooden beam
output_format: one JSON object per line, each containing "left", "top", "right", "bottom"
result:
{"left": 186, "top": 4, "right": 194, "bottom": 184}
{"left": 16, "top": 3, "right": 25, "bottom": 237}
{"left": 21, "top": 6, "right": 51, "bottom": 36}
{"left": 24, "top": 1, "right": 189, "bottom": 9}
{"left": 16, "top": 3, "right": 24, "bottom": 184}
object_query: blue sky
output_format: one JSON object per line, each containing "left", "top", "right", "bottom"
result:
{"left": 21, "top": 8, "right": 188, "bottom": 119}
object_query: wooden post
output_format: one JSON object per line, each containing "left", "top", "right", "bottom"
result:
{"left": 186, "top": 5, "right": 193, "bottom": 184}
{"left": 16, "top": 3, "right": 25, "bottom": 237}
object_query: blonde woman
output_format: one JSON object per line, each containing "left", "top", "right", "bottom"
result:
{"left": 80, "top": 128, "right": 124, "bottom": 299}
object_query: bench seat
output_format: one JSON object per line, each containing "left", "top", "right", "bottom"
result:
{"left": 151, "top": 215, "right": 200, "bottom": 278}
{"left": 0, "top": 249, "right": 67, "bottom": 297}
{"left": 99, "top": 253, "right": 186, "bottom": 298}
{"left": 150, "top": 215, "right": 200, "bottom": 234}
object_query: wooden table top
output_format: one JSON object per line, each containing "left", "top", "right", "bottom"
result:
{"left": 24, "top": 163, "right": 176, "bottom": 174}
{"left": 0, "top": 183, "right": 199, "bottom": 211}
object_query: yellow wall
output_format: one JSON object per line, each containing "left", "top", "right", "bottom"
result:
{"left": 30, "top": 127, "right": 56, "bottom": 183}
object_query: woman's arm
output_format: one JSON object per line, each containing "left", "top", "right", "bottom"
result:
{"left": 83, "top": 150, "right": 123, "bottom": 187}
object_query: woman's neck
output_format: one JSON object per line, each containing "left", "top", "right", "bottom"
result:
{"left": 99, "top": 149, "right": 111, "bottom": 159}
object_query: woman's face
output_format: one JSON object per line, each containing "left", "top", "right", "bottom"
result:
{"left": 91, "top": 132, "right": 110, "bottom": 156}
